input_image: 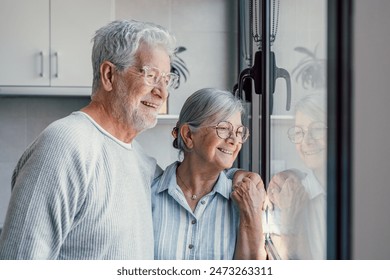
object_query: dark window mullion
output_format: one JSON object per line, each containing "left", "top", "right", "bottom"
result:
{"left": 260, "top": 0, "right": 271, "bottom": 185}
{"left": 327, "top": 0, "right": 353, "bottom": 260}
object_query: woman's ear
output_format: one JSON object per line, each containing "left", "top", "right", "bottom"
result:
{"left": 100, "top": 61, "right": 115, "bottom": 91}
{"left": 180, "top": 124, "right": 194, "bottom": 149}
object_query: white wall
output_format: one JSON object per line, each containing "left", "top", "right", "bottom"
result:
{"left": 353, "top": 0, "right": 390, "bottom": 259}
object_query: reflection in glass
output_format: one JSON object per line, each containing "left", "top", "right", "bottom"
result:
{"left": 265, "top": 0, "right": 327, "bottom": 259}
{"left": 268, "top": 95, "right": 326, "bottom": 259}
{"left": 287, "top": 121, "right": 327, "bottom": 144}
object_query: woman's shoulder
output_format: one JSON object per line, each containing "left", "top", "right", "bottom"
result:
{"left": 151, "top": 161, "right": 179, "bottom": 192}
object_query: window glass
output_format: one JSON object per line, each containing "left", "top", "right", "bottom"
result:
{"left": 265, "top": 0, "right": 327, "bottom": 260}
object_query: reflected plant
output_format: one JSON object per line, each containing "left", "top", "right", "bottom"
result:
{"left": 170, "top": 46, "right": 190, "bottom": 89}
{"left": 292, "top": 45, "right": 326, "bottom": 90}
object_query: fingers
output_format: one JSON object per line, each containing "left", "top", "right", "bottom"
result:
{"left": 233, "top": 171, "right": 262, "bottom": 187}
{"left": 231, "top": 182, "right": 247, "bottom": 198}
{"left": 267, "top": 178, "right": 281, "bottom": 205}
{"left": 269, "top": 176, "right": 309, "bottom": 209}
{"left": 242, "top": 176, "right": 265, "bottom": 192}
{"left": 233, "top": 178, "right": 263, "bottom": 197}
{"left": 232, "top": 177, "right": 253, "bottom": 196}
{"left": 270, "top": 174, "right": 286, "bottom": 190}
{"left": 264, "top": 195, "right": 274, "bottom": 211}
{"left": 231, "top": 178, "right": 266, "bottom": 211}
{"left": 267, "top": 171, "right": 304, "bottom": 200}
{"left": 243, "top": 171, "right": 261, "bottom": 183}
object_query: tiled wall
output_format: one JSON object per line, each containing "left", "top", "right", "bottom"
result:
{"left": 0, "top": 0, "right": 236, "bottom": 227}
{"left": 0, "top": 97, "right": 90, "bottom": 227}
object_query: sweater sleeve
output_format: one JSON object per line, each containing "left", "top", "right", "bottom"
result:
{"left": 0, "top": 124, "right": 89, "bottom": 259}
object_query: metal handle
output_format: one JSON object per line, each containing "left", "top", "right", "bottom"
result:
{"left": 235, "top": 68, "right": 252, "bottom": 101}
{"left": 54, "top": 52, "right": 59, "bottom": 78}
{"left": 39, "top": 51, "right": 44, "bottom": 77}
{"left": 275, "top": 67, "right": 291, "bottom": 111}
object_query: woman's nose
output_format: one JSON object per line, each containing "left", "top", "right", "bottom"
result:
{"left": 302, "top": 130, "right": 315, "bottom": 144}
{"left": 226, "top": 133, "right": 241, "bottom": 145}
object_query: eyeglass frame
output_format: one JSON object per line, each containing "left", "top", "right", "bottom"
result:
{"left": 206, "top": 121, "right": 250, "bottom": 144}
{"left": 126, "top": 65, "right": 179, "bottom": 89}
{"left": 287, "top": 121, "right": 327, "bottom": 144}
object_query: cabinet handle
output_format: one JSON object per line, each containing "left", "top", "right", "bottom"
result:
{"left": 39, "top": 51, "right": 44, "bottom": 77}
{"left": 54, "top": 52, "right": 59, "bottom": 78}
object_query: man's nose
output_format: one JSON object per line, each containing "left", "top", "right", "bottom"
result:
{"left": 152, "top": 84, "right": 169, "bottom": 100}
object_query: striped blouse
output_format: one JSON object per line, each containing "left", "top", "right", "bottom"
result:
{"left": 152, "top": 161, "right": 240, "bottom": 260}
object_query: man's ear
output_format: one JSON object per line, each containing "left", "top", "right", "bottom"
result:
{"left": 100, "top": 61, "right": 115, "bottom": 91}
{"left": 181, "top": 124, "right": 194, "bottom": 149}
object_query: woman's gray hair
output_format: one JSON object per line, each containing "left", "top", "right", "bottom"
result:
{"left": 173, "top": 88, "right": 245, "bottom": 155}
{"left": 90, "top": 19, "right": 176, "bottom": 94}
{"left": 294, "top": 93, "right": 326, "bottom": 123}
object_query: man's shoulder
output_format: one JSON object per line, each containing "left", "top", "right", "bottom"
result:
{"left": 44, "top": 112, "right": 94, "bottom": 138}
{"left": 25, "top": 112, "right": 99, "bottom": 161}
{"left": 39, "top": 112, "right": 105, "bottom": 149}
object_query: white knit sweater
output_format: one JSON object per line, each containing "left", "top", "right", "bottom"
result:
{"left": 0, "top": 111, "right": 160, "bottom": 259}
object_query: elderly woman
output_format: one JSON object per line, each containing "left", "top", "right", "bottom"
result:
{"left": 267, "top": 94, "right": 327, "bottom": 259}
{"left": 152, "top": 88, "right": 267, "bottom": 260}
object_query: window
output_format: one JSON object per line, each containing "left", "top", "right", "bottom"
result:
{"left": 237, "top": 0, "right": 338, "bottom": 259}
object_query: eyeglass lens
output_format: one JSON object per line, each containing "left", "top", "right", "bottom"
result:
{"left": 142, "top": 66, "right": 179, "bottom": 89}
{"left": 215, "top": 121, "right": 249, "bottom": 143}
{"left": 287, "top": 122, "right": 327, "bottom": 143}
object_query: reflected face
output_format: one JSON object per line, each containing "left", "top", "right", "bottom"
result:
{"left": 112, "top": 44, "right": 170, "bottom": 132}
{"left": 294, "top": 111, "right": 327, "bottom": 171}
{"left": 190, "top": 111, "right": 243, "bottom": 172}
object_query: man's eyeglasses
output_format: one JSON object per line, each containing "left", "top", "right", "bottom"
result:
{"left": 129, "top": 65, "right": 179, "bottom": 89}
{"left": 209, "top": 121, "right": 250, "bottom": 144}
{"left": 287, "top": 122, "right": 327, "bottom": 144}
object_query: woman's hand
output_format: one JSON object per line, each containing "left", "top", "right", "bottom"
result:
{"left": 267, "top": 169, "right": 309, "bottom": 235}
{"left": 267, "top": 169, "right": 308, "bottom": 210}
{"left": 232, "top": 170, "right": 262, "bottom": 190}
{"left": 231, "top": 176, "right": 266, "bottom": 215}
{"left": 231, "top": 175, "right": 267, "bottom": 260}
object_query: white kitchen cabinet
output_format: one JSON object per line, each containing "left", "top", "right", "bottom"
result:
{"left": 0, "top": 0, "right": 114, "bottom": 95}
{"left": 0, "top": 0, "right": 49, "bottom": 87}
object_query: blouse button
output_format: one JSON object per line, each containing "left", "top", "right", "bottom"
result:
{"left": 201, "top": 200, "right": 206, "bottom": 205}
{"left": 188, "top": 244, "right": 194, "bottom": 249}
{"left": 191, "top": 219, "right": 197, "bottom": 224}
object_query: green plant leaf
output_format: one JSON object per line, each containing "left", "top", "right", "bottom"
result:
{"left": 294, "top": 47, "right": 316, "bottom": 58}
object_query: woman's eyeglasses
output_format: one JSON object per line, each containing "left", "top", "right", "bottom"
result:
{"left": 210, "top": 121, "right": 250, "bottom": 144}
{"left": 287, "top": 122, "right": 327, "bottom": 144}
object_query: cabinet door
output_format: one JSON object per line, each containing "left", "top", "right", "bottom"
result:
{"left": 50, "top": 0, "right": 114, "bottom": 87}
{"left": 0, "top": 0, "right": 50, "bottom": 86}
